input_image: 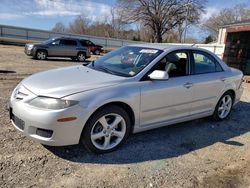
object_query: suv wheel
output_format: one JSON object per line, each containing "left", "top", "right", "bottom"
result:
{"left": 94, "top": 50, "right": 100, "bottom": 55}
{"left": 81, "top": 105, "right": 131, "bottom": 153}
{"left": 77, "top": 52, "right": 86, "bottom": 62}
{"left": 36, "top": 50, "right": 47, "bottom": 60}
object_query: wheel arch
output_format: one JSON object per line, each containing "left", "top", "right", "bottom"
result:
{"left": 77, "top": 51, "right": 86, "bottom": 56}
{"left": 35, "top": 48, "right": 48, "bottom": 54}
{"left": 225, "top": 89, "right": 236, "bottom": 102}
{"left": 85, "top": 101, "right": 135, "bottom": 133}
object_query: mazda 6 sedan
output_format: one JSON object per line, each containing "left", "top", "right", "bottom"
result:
{"left": 9, "top": 44, "right": 243, "bottom": 153}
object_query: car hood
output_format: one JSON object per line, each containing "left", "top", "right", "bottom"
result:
{"left": 22, "top": 65, "right": 126, "bottom": 98}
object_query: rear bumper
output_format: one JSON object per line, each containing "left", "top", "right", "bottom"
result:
{"left": 234, "top": 86, "right": 243, "bottom": 105}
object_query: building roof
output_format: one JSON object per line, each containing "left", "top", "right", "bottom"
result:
{"left": 220, "top": 20, "right": 250, "bottom": 28}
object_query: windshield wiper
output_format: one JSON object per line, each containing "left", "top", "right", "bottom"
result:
{"left": 95, "top": 66, "right": 129, "bottom": 77}
{"left": 96, "top": 66, "right": 114, "bottom": 74}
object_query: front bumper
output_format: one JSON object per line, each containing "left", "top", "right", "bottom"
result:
{"left": 24, "top": 46, "right": 34, "bottom": 56}
{"left": 9, "top": 97, "right": 87, "bottom": 146}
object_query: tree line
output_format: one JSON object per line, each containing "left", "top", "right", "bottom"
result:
{"left": 52, "top": 1, "right": 250, "bottom": 44}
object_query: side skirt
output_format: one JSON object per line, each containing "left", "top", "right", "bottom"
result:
{"left": 133, "top": 110, "right": 213, "bottom": 133}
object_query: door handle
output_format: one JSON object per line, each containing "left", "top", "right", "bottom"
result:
{"left": 183, "top": 82, "right": 193, "bottom": 89}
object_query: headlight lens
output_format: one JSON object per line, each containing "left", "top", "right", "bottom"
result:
{"left": 28, "top": 44, "right": 34, "bottom": 50}
{"left": 29, "top": 97, "right": 78, "bottom": 109}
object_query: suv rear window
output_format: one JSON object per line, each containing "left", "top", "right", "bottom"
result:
{"left": 80, "top": 40, "right": 94, "bottom": 46}
{"left": 80, "top": 40, "right": 88, "bottom": 46}
{"left": 60, "top": 39, "right": 77, "bottom": 46}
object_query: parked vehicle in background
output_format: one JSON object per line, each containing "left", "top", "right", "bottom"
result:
{"left": 24, "top": 37, "right": 91, "bottom": 62}
{"left": 79, "top": 39, "right": 104, "bottom": 55}
{"left": 11, "top": 44, "right": 243, "bottom": 153}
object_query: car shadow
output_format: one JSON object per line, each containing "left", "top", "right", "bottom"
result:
{"left": 32, "top": 57, "right": 92, "bottom": 64}
{"left": 0, "top": 70, "right": 16, "bottom": 74}
{"left": 44, "top": 101, "right": 250, "bottom": 164}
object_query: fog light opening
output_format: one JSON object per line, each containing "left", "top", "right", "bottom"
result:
{"left": 36, "top": 128, "right": 53, "bottom": 138}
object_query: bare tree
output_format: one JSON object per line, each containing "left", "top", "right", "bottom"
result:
{"left": 52, "top": 22, "right": 67, "bottom": 33}
{"left": 117, "top": 0, "right": 205, "bottom": 42}
{"left": 109, "top": 6, "right": 129, "bottom": 38}
{"left": 177, "top": 1, "right": 203, "bottom": 43}
{"left": 204, "top": 4, "right": 250, "bottom": 37}
{"left": 68, "top": 15, "right": 90, "bottom": 35}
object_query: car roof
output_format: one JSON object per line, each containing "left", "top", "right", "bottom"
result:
{"left": 56, "top": 37, "right": 82, "bottom": 41}
{"left": 128, "top": 43, "right": 202, "bottom": 51}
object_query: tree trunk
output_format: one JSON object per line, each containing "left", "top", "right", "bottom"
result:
{"left": 156, "top": 31, "right": 162, "bottom": 43}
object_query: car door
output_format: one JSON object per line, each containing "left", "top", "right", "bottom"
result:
{"left": 189, "top": 50, "right": 226, "bottom": 115}
{"left": 47, "top": 39, "right": 61, "bottom": 56}
{"left": 59, "top": 39, "right": 78, "bottom": 56}
{"left": 140, "top": 50, "right": 195, "bottom": 127}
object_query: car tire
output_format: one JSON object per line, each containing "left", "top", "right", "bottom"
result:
{"left": 213, "top": 91, "right": 234, "bottom": 121}
{"left": 81, "top": 105, "right": 131, "bottom": 154}
{"left": 77, "top": 52, "right": 86, "bottom": 62}
{"left": 36, "top": 50, "right": 47, "bottom": 60}
{"left": 94, "top": 50, "right": 100, "bottom": 55}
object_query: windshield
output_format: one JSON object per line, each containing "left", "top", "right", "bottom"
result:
{"left": 42, "top": 38, "right": 58, "bottom": 44}
{"left": 88, "top": 46, "right": 163, "bottom": 77}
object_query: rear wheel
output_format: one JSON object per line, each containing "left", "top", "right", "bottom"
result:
{"left": 213, "top": 92, "right": 233, "bottom": 121}
{"left": 36, "top": 50, "right": 47, "bottom": 60}
{"left": 81, "top": 105, "right": 131, "bottom": 153}
{"left": 77, "top": 52, "right": 86, "bottom": 62}
{"left": 94, "top": 49, "right": 100, "bottom": 55}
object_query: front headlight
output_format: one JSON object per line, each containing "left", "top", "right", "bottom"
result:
{"left": 28, "top": 44, "right": 34, "bottom": 50}
{"left": 29, "top": 97, "right": 78, "bottom": 109}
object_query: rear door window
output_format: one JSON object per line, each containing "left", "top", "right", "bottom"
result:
{"left": 60, "top": 39, "right": 77, "bottom": 46}
{"left": 192, "top": 51, "right": 223, "bottom": 74}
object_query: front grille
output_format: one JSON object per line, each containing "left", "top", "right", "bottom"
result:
{"left": 12, "top": 114, "right": 25, "bottom": 130}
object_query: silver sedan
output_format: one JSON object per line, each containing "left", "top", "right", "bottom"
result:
{"left": 9, "top": 44, "right": 243, "bottom": 153}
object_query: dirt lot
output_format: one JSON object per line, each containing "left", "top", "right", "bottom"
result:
{"left": 0, "top": 44, "right": 250, "bottom": 188}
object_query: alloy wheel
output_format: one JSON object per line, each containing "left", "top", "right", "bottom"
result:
{"left": 78, "top": 53, "right": 86, "bottom": 62}
{"left": 37, "top": 51, "right": 46, "bottom": 60}
{"left": 218, "top": 94, "right": 233, "bottom": 119}
{"left": 90, "top": 113, "right": 126, "bottom": 150}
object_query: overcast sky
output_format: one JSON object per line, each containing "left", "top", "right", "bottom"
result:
{"left": 0, "top": 0, "right": 250, "bottom": 40}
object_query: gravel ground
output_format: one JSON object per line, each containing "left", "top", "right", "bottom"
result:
{"left": 0, "top": 45, "right": 250, "bottom": 188}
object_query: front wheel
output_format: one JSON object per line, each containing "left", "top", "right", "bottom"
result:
{"left": 81, "top": 105, "right": 131, "bottom": 153}
{"left": 213, "top": 92, "right": 233, "bottom": 121}
{"left": 94, "top": 50, "right": 100, "bottom": 55}
{"left": 36, "top": 50, "right": 47, "bottom": 60}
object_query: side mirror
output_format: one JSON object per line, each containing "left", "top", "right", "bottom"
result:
{"left": 148, "top": 70, "right": 169, "bottom": 80}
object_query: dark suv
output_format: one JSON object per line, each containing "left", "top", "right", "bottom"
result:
{"left": 25, "top": 37, "right": 91, "bottom": 62}
{"left": 79, "top": 39, "right": 104, "bottom": 55}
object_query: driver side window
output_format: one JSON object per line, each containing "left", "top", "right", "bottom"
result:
{"left": 51, "top": 40, "right": 60, "bottom": 45}
{"left": 154, "top": 51, "right": 188, "bottom": 78}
